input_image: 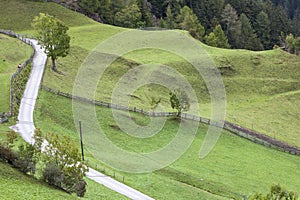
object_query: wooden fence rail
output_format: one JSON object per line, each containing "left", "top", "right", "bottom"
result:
{"left": 40, "top": 85, "right": 300, "bottom": 156}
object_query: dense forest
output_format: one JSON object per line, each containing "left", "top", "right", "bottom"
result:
{"left": 49, "top": 0, "right": 300, "bottom": 51}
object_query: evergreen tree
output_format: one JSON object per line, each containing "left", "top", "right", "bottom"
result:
{"left": 79, "top": 0, "right": 100, "bottom": 13}
{"left": 165, "top": 5, "right": 175, "bottom": 28}
{"left": 239, "top": 13, "right": 263, "bottom": 50}
{"left": 264, "top": 0, "right": 291, "bottom": 46}
{"left": 98, "top": 0, "right": 113, "bottom": 24}
{"left": 177, "top": 6, "right": 205, "bottom": 40}
{"left": 285, "top": 33, "right": 295, "bottom": 53}
{"left": 205, "top": 32, "right": 218, "bottom": 47}
{"left": 190, "top": 0, "right": 224, "bottom": 31}
{"left": 255, "top": 11, "right": 271, "bottom": 49}
{"left": 205, "top": 24, "right": 230, "bottom": 48}
{"left": 137, "top": 0, "right": 154, "bottom": 27}
{"left": 114, "top": 1, "right": 144, "bottom": 28}
{"left": 221, "top": 4, "right": 241, "bottom": 48}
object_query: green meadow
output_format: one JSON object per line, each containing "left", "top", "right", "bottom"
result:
{"left": 0, "top": 0, "right": 300, "bottom": 199}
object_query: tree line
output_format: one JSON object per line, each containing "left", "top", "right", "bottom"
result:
{"left": 75, "top": 0, "right": 300, "bottom": 51}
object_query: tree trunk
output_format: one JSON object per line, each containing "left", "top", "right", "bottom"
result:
{"left": 51, "top": 57, "right": 57, "bottom": 71}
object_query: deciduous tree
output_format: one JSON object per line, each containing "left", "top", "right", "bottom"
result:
{"left": 32, "top": 13, "right": 70, "bottom": 72}
{"left": 169, "top": 89, "right": 190, "bottom": 117}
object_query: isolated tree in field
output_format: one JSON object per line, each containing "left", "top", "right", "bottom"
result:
{"left": 169, "top": 89, "right": 190, "bottom": 117}
{"left": 32, "top": 13, "right": 70, "bottom": 71}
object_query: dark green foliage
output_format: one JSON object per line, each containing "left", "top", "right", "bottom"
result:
{"left": 177, "top": 6, "right": 205, "bottom": 40}
{"left": 169, "top": 89, "right": 190, "bottom": 116}
{"left": 205, "top": 24, "right": 230, "bottom": 48}
{"left": 0, "top": 145, "right": 17, "bottom": 165}
{"left": 13, "top": 143, "right": 38, "bottom": 174}
{"left": 42, "top": 162, "right": 64, "bottom": 187}
{"left": 255, "top": 11, "right": 271, "bottom": 49}
{"left": 250, "top": 184, "right": 299, "bottom": 200}
{"left": 239, "top": 13, "right": 263, "bottom": 50}
{"left": 32, "top": 13, "right": 70, "bottom": 71}
{"left": 221, "top": 4, "right": 241, "bottom": 48}
{"left": 79, "top": 0, "right": 100, "bottom": 13}
{"left": 11, "top": 64, "right": 32, "bottom": 117}
{"left": 114, "top": 1, "right": 144, "bottom": 28}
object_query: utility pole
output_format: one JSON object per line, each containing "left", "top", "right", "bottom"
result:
{"left": 79, "top": 121, "right": 84, "bottom": 161}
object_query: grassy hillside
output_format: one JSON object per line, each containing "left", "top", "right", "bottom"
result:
{"left": 1, "top": 0, "right": 300, "bottom": 199}
{"left": 0, "top": 0, "right": 94, "bottom": 31}
{"left": 42, "top": 24, "right": 300, "bottom": 147}
{"left": 0, "top": 34, "right": 32, "bottom": 113}
{"left": 34, "top": 90, "right": 300, "bottom": 199}
{"left": 0, "top": 161, "right": 78, "bottom": 200}
{"left": 0, "top": 161, "right": 128, "bottom": 200}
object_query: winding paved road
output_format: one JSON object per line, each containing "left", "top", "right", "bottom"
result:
{"left": 10, "top": 39, "right": 154, "bottom": 200}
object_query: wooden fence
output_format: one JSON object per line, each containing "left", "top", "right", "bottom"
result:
{"left": 0, "top": 29, "right": 35, "bottom": 116}
{"left": 40, "top": 85, "right": 300, "bottom": 156}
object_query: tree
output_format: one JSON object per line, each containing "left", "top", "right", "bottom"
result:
{"left": 34, "top": 130, "right": 88, "bottom": 197}
{"left": 239, "top": 13, "right": 263, "bottom": 50}
{"left": 285, "top": 33, "right": 295, "bottom": 53}
{"left": 165, "top": 5, "right": 175, "bottom": 29}
{"left": 169, "top": 89, "right": 190, "bottom": 117}
{"left": 177, "top": 6, "right": 205, "bottom": 40}
{"left": 255, "top": 11, "right": 271, "bottom": 49}
{"left": 213, "top": 24, "right": 230, "bottom": 49}
{"left": 205, "top": 32, "right": 218, "bottom": 47}
{"left": 137, "top": 0, "right": 154, "bottom": 27}
{"left": 79, "top": 0, "right": 100, "bottom": 13}
{"left": 221, "top": 4, "right": 241, "bottom": 48}
{"left": 250, "top": 184, "right": 298, "bottom": 200}
{"left": 32, "top": 13, "right": 70, "bottom": 72}
{"left": 114, "top": 2, "right": 144, "bottom": 28}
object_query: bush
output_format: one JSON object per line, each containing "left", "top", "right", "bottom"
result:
{"left": 42, "top": 163, "right": 64, "bottom": 187}
{"left": 0, "top": 145, "right": 17, "bottom": 164}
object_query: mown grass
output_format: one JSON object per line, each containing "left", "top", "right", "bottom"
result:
{"left": 34, "top": 90, "right": 300, "bottom": 199}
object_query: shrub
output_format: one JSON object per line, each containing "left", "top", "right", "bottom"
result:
{"left": 42, "top": 162, "right": 64, "bottom": 187}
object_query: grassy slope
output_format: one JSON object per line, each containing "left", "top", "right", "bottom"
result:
{"left": 0, "top": 0, "right": 94, "bottom": 32}
{"left": 0, "top": 161, "right": 78, "bottom": 200}
{"left": 34, "top": 90, "right": 300, "bottom": 199}
{"left": 0, "top": 161, "right": 128, "bottom": 200}
{"left": 0, "top": 34, "right": 32, "bottom": 112}
{"left": 0, "top": 2, "right": 128, "bottom": 199}
{"left": 1, "top": 0, "right": 300, "bottom": 199}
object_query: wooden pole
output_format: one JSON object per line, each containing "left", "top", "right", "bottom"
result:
{"left": 79, "top": 121, "right": 84, "bottom": 161}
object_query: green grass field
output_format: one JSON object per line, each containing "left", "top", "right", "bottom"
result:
{"left": 0, "top": 34, "right": 32, "bottom": 113}
{"left": 1, "top": 0, "right": 300, "bottom": 199}
{"left": 0, "top": 161, "right": 128, "bottom": 200}
{"left": 34, "top": 90, "right": 300, "bottom": 199}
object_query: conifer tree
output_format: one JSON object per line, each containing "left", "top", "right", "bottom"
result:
{"left": 239, "top": 13, "right": 263, "bottom": 50}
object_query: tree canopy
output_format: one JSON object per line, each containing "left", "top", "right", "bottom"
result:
{"left": 32, "top": 13, "right": 70, "bottom": 72}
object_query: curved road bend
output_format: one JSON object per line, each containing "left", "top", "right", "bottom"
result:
{"left": 10, "top": 39, "right": 154, "bottom": 200}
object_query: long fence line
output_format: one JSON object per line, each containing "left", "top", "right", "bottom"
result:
{"left": 40, "top": 85, "right": 300, "bottom": 156}
{"left": 0, "top": 29, "right": 35, "bottom": 116}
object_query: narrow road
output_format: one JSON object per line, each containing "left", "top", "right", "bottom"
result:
{"left": 10, "top": 39, "right": 154, "bottom": 200}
